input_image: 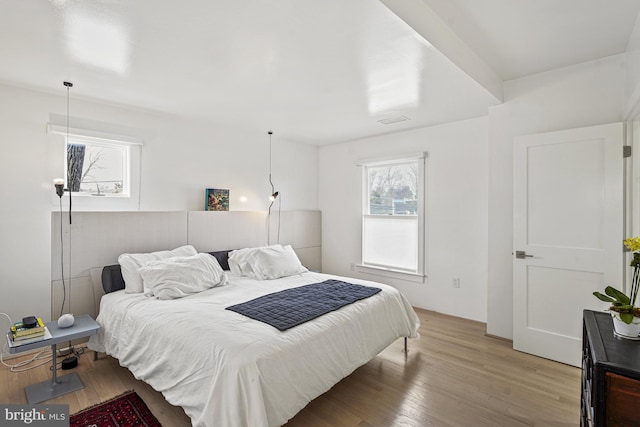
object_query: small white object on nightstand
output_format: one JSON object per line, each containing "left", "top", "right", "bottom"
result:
{"left": 57, "top": 313, "right": 75, "bottom": 328}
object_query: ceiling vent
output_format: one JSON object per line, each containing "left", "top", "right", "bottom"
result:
{"left": 377, "top": 116, "right": 411, "bottom": 125}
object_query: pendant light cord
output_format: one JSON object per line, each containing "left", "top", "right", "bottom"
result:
{"left": 64, "top": 81, "right": 74, "bottom": 353}
{"left": 267, "top": 131, "right": 281, "bottom": 244}
{"left": 268, "top": 131, "right": 275, "bottom": 198}
{"left": 65, "top": 82, "right": 72, "bottom": 225}
{"left": 60, "top": 82, "right": 74, "bottom": 323}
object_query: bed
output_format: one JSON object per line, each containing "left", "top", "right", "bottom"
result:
{"left": 88, "top": 246, "right": 420, "bottom": 427}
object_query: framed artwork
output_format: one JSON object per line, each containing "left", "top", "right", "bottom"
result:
{"left": 205, "top": 188, "right": 229, "bottom": 211}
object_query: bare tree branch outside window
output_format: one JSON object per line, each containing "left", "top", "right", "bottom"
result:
{"left": 81, "top": 151, "right": 105, "bottom": 195}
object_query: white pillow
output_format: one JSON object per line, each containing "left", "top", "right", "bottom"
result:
{"left": 138, "top": 253, "right": 227, "bottom": 299}
{"left": 228, "top": 245, "right": 283, "bottom": 276}
{"left": 118, "top": 245, "right": 197, "bottom": 293}
{"left": 247, "top": 245, "right": 308, "bottom": 280}
{"left": 227, "top": 247, "right": 253, "bottom": 276}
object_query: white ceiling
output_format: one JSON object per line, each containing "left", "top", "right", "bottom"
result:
{"left": 1, "top": 0, "right": 639, "bottom": 145}
{"left": 420, "top": 0, "right": 640, "bottom": 80}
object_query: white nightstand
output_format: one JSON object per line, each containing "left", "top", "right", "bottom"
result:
{"left": 7, "top": 314, "right": 100, "bottom": 404}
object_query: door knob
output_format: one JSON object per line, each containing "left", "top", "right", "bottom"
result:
{"left": 515, "top": 250, "right": 534, "bottom": 259}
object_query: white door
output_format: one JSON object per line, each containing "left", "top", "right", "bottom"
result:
{"left": 513, "top": 122, "right": 625, "bottom": 367}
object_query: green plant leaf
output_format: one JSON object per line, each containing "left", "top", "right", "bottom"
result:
{"left": 605, "top": 286, "right": 630, "bottom": 305}
{"left": 593, "top": 292, "right": 616, "bottom": 303}
{"left": 620, "top": 312, "right": 635, "bottom": 324}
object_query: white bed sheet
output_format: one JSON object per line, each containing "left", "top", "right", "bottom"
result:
{"left": 88, "top": 272, "right": 420, "bottom": 427}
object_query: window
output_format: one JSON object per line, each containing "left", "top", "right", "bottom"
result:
{"left": 48, "top": 123, "right": 142, "bottom": 210}
{"left": 66, "top": 136, "right": 130, "bottom": 197}
{"left": 359, "top": 153, "right": 425, "bottom": 278}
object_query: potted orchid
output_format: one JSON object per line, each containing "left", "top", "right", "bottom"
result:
{"left": 593, "top": 237, "right": 640, "bottom": 338}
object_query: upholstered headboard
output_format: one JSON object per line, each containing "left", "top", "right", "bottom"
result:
{"left": 101, "top": 250, "right": 232, "bottom": 294}
{"left": 101, "top": 264, "right": 126, "bottom": 294}
{"left": 51, "top": 210, "right": 321, "bottom": 319}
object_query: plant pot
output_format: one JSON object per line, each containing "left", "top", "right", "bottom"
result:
{"left": 610, "top": 311, "right": 640, "bottom": 339}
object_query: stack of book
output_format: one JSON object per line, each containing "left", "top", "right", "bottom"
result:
{"left": 8, "top": 317, "right": 49, "bottom": 346}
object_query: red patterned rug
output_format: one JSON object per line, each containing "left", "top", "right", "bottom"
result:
{"left": 71, "top": 390, "right": 162, "bottom": 427}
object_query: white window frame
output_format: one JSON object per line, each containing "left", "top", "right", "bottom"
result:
{"left": 48, "top": 124, "right": 143, "bottom": 210}
{"left": 357, "top": 152, "right": 426, "bottom": 283}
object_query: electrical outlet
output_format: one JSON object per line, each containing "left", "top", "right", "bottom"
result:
{"left": 452, "top": 277, "right": 460, "bottom": 288}
{"left": 350, "top": 263, "right": 355, "bottom": 272}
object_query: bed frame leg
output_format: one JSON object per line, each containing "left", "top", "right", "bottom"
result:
{"left": 93, "top": 351, "right": 98, "bottom": 361}
{"left": 403, "top": 337, "right": 408, "bottom": 353}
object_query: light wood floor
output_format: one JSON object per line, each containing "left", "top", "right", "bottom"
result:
{"left": 0, "top": 309, "right": 581, "bottom": 426}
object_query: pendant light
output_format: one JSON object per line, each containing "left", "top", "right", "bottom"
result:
{"left": 268, "top": 131, "right": 279, "bottom": 209}
{"left": 53, "top": 81, "right": 77, "bottom": 339}
{"left": 267, "top": 131, "right": 281, "bottom": 245}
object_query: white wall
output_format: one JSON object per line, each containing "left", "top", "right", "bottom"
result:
{"left": 0, "top": 83, "right": 318, "bottom": 325}
{"left": 625, "top": 49, "right": 640, "bottom": 117}
{"left": 319, "top": 117, "right": 489, "bottom": 322}
{"left": 486, "top": 54, "right": 627, "bottom": 338}
{"left": 626, "top": 11, "right": 640, "bottom": 117}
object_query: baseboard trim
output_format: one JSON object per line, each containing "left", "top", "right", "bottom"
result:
{"left": 484, "top": 333, "right": 513, "bottom": 343}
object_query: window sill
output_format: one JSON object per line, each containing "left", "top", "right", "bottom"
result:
{"left": 66, "top": 194, "right": 130, "bottom": 198}
{"left": 355, "top": 264, "right": 425, "bottom": 283}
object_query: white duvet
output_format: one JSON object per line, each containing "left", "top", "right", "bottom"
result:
{"left": 88, "top": 272, "right": 420, "bottom": 427}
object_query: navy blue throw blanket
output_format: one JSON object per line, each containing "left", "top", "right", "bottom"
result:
{"left": 226, "top": 279, "right": 381, "bottom": 331}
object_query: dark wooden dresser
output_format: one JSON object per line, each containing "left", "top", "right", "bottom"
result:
{"left": 582, "top": 310, "right": 640, "bottom": 426}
